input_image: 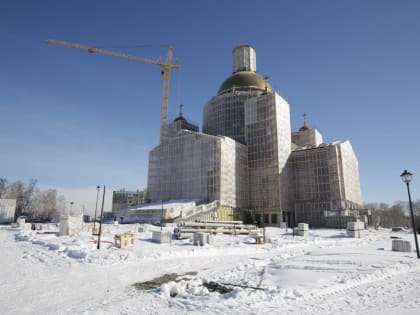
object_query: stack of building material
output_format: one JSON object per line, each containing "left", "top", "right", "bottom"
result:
{"left": 251, "top": 231, "right": 264, "bottom": 244}
{"left": 91, "top": 226, "right": 102, "bottom": 236}
{"left": 59, "top": 214, "right": 83, "bottom": 236}
{"left": 193, "top": 232, "right": 213, "bottom": 246}
{"left": 16, "top": 216, "right": 26, "bottom": 227}
{"left": 392, "top": 239, "right": 411, "bottom": 252}
{"left": 114, "top": 233, "right": 135, "bottom": 249}
{"left": 173, "top": 221, "right": 259, "bottom": 240}
{"left": 152, "top": 231, "right": 172, "bottom": 244}
{"left": 391, "top": 227, "right": 403, "bottom": 232}
{"left": 298, "top": 223, "right": 309, "bottom": 237}
{"left": 347, "top": 221, "right": 364, "bottom": 238}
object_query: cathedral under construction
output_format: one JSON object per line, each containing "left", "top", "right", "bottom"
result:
{"left": 146, "top": 45, "right": 362, "bottom": 227}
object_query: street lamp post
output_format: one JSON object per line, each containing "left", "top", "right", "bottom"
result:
{"left": 70, "top": 201, "right": 74, "bottom": 215}
{"left": 262, "top": 207, "right": 266, "bottom": 241}
{"left": 400, "top": 170, "right": 420, "bottom": 259}
{"left": 93, "top": 185, "right": 100, "bottom": 228}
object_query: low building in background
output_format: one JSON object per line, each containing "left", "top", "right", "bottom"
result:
{"left": 115, "top": 199, "right": 198, "bottom": 223}
{"left": 111, "top": 189, "right": 147, "bottom": 213}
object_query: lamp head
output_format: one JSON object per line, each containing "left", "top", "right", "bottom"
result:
{"left": 400, "top": 170, "right": 413, "bottom": 184}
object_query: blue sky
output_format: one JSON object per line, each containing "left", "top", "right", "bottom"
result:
{"left": 1, "top": 0, "right": 419, "bottom": 212}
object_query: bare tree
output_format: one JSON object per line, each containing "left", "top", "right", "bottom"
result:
{"left": 365, "top": 203, "right": 387, "bottom": 228}
{"left": 7, "top": 180, "right": 25, "bottom": 218}
{"left": 6, "top": 180, "right": 24, "bottom": 199}
{"left": 388, "top": 202, "right": 409, "bottom": 227}
{"left": 22, "top": 179, "right": 37, "bottom": 211}
{"left": 56, "top": 194, "right": 67, "bottom": 216}
{"left": 379, "top": 203, "right": 390, "bottom": 211}
{"left": 0, "top": 179, "right": 36, "bottom": 217}
{"left": 0, "top": 178, "right": 71, "bottom": 221}
{"left": 30, "top": 189, "right": 66, "bottom": 220}
{"left": 413, "top": 199, "right": 420, "bottom": 216}
{"left": 3, "top": 179, "right": 37, "bottom": 218}
{"left": 366, "top": 201, "right": 412, "bottom": 228}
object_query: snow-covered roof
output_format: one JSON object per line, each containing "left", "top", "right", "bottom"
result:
{"left": 123, "top": 199, "right": 197, "bottom": 212}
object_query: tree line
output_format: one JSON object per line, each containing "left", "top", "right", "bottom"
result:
{"left": 0, "top": 178, "right": 66, "bottom": 220}
{"left": 364, "top": 200, "right": 420, "bottom": 228}
{"left": 1, "top": 177, "right": 419, "bottom": 227}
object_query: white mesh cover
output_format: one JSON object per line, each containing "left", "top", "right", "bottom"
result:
{"left": 233, "top": 45, "right": 256, "bottom": 73}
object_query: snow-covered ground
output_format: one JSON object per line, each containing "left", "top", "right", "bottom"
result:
{"left": 1, "top": 223, "right": 419, "bottom": 315}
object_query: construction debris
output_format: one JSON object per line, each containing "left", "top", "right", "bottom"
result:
{"left": 203, "top": 281, "right": 233, "bottom": 294}
{"left": 203, "top": 281, "right": 265, "bottom": 294}
{"left": 174, "top": 220, "right": 259, "bottom": 240}
{"left": 132, "top": 272, "right": 197, "bottom": 291}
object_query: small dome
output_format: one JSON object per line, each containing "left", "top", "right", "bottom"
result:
{"left": 218, "top": 71, "right": 272, "bottom": 95}
{"left": 299, "top": 125, "right": 310, "bottom": 131}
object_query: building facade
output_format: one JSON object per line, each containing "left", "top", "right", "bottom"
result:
{"left": 289, "top": 140, "right": 362, "bottom": 226}
{"left": 244, "top": 92, "right": 291, "bottom": 225}
{"left": 148, "top": 123, "right": 249, "bottom": 208}
{"left": 146, "top": 45, "right": 362, "bottom": 227}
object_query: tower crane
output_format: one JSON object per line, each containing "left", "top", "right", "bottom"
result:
{"left": 46, "top": 38, "right": 181, "bottom": 141}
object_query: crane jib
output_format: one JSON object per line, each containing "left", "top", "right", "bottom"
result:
{"left": 46, "top": 38, "right": 180, "bottom": 141}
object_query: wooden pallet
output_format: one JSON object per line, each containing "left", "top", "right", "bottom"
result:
{"left": 114, "top": 233, "right": 135, "bottom": 248}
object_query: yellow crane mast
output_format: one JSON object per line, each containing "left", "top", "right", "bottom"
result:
{"left": 46, "top": 38, "right": 181, "bottom": 141}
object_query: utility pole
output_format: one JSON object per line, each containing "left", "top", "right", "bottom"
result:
{"left": 93, "top": 185, "right": 100, "bottom": 229}
{"left": 97, "top": 186, "right": 106, "bottom": 250}
{"left": 161, "top": 200, "right": 164, "bottom": 231}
